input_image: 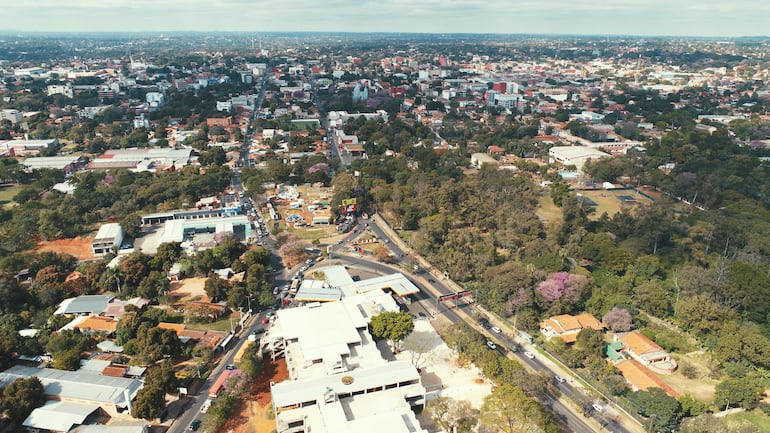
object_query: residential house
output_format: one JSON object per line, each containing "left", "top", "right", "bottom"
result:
{"left": 615, "top": 359, "right": 679, "bottom": 398}
{"left": 540, "top": 313, "right": 603, "bottom": 343}
{"left": 615, "top": 331, "right": 677, "bottom": 373}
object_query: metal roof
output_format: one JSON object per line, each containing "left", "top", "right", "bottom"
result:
{"left": 0, "top": 365, "right": 143, "bottom": 407}
{"left": 54, "top": 294, "right": 114, "bottom": 315}
{"left": 23, "top": 401, "right": 100, "bottom": 432}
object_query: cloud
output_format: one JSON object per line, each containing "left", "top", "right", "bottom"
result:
{"left": 1, "top": 0, "right": 767, "bottom": 36}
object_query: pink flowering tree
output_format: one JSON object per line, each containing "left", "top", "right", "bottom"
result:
{"left": 603, "top": 307, "right": 633, "bottom": 332}
{"left": 536, "top": 272, "right": 589, "bottom": 303}
{"left": 504, "top": 288, "right": 531, "bottom": 317}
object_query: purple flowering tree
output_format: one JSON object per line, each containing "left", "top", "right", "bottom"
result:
{"left": 602, "top": 307, "right": 633, "bottom": 332}
{"left": 536, "top": 272, "right": 589, "bottom": 303}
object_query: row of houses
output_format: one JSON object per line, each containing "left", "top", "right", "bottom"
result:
{"left": 540, "top": 313, "right": 678, "bottom": 397}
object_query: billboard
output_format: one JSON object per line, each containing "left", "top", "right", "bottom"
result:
{"left": 341, "top": 197, "right": 357, "bottom": 214}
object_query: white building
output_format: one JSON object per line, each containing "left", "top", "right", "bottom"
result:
{"left": 92, "top": 223, "right": 124, "bottom": 256}
{"left": 47, "top": 83, "right": 74, "bottom": 98}
{"left": 265, "top": 290, "right": 427, "bottom": 433}
{"left": 0, "top": 109, "right": 23, "bottom": 124}
{"left": 548, "top": 145, "right": 610, "bottom": 171}
{"left": 146, "top": 92, "right": 165, "bottom": 109}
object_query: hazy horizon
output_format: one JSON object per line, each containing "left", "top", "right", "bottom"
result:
{"left": 2, "top": 0, "right": 768, "bottom": 38}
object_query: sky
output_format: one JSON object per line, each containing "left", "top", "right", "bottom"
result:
{"left": 1, "top": 0, "right": 768, "bottom": 37}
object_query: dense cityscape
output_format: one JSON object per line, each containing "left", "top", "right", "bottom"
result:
{"left": 0, "top": 32, "right": 769, "bottom": 433}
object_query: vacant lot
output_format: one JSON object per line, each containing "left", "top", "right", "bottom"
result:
{"left": 37, "top": 236, "right": 95, "bottom": 260}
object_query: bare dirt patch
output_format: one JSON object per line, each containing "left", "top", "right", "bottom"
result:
{"left": 36, "top": 236, "right": 95, "bottom": 260}
{"left": 219, "top": 359, "right": 289, "bottom": 433}
{"left": 168, "top": 277, "right": 208, "bottom": 302}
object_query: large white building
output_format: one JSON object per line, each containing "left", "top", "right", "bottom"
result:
{"left": 92, "top": 223, "right": 124, "bottom": 256}
{"left": 0, "top": 108, "right": 23, "bottom": 124}
{"left": 548, "top": 145, "right": 610, "bottom": 171}
{"left": 264, "top": 289, "right": 427, "bottom": 433}
{"left": 294, "top": 265, "right": 420, "bottom": 303}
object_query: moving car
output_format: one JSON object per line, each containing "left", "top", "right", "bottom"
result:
{"left": 486, "top": 340, "right": 497, "bottom": 350}
{"left": 200, "top": 399, "right": 212, "bottom": 413}
{"left": 189, "top": 419, "right": 201, "bottom": 431}
{"left": 554, "top": 375, "right": 565, "bottom": 383}
{"left": 523, "top": 351, "right": 535, "bottom": 359}
{"left": 491, "top": 326, "right": 502, "bottom": 334}
{"left": 592, "top": 403, "right": 603, "bottom": 412}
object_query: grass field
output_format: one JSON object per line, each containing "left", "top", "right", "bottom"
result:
{"left": 0, "top": 184, "right": 22, "bottom": 205}
{"left": 536, "top": 195, "right": 563, "bottom": 225}
{"left": 727, "top": 410, "right": 770, "bottom": 433}
{"left": 577, "top": 188, "right": 653, "bottom": 219}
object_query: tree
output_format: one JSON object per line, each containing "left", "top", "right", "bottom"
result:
{"left": 603, "top": 306, "right": 633, "bottom": 332}
{"left": 629, "top": 388, "right": 681, "bottom": 431}
{"left": 237, "top": 341, "right": 264, "bottom": 379}
{"left": 480, "top": 383, "right": 556, "bottom": 433}
{"left": 0, "top": 377, "right": 45, "bottom": 424}
{"left": 714, "top": 377, "right": 763, "bottom": 409}
{"left": 132, "top": 384, "right": 166, "bottom": 420}
{"left": 369, "top": 311, "right": 414, "bottom": 353}
{"left": 204, "top": 275, "right": 228, "bottom": 302}
{"left": 426, "top": 397, "right": 479, "bottom": 433}
{"left": 145, "top": 361, "right": 178, "bottom": 395}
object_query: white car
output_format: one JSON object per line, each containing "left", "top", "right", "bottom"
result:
{"left": 200, "top": 399, "right": 212, "bottom": 413}
{"left": 523, "top": 351, "right": 535, "bottom": 359}
{"left": 491, "top": 326, "right": 502, "bottom": 334}
{"left": 592, "top": 403, "right": 603, "bottom": 412}
{"left": 486, "top": 340, "right": 497, "bottom": 350}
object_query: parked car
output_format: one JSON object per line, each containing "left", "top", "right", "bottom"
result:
{"left": 478, "top": 318, "right": 491, "bottom": 329}
{"left": 486, "top": 340, "right": 497, "bottom": 350}
{"left": 523, "top": 351, "right": 535, "bottom": 359}
{"left": 592, "top": 403, "right": 603, "bottom": 412}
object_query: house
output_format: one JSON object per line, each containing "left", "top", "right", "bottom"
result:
{"left": 615, "top": 331, "right": 677, "bottom": 373}
{"left": 540, "top": 313, "right": 603, "bottom": 343}
{"left": 615, "top": 359, "right": 679, "bottom": 398}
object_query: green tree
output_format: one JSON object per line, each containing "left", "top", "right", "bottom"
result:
{"left": 0, "top": 377, "right": 46, "bottom": 424}
{"left": 480, "top": 383, "right": 557, "bottom": 433}
{"left": 714, "top": 377, "right": 763, "bottom": 409}
{"left": 132, "top": 384, "right": 166, "bottom": 420}
{"left": 629, "top": 388, "right": 681, "bottom": 431}
{"left": 369, "top": 311, "right": 414, "bottom": 353}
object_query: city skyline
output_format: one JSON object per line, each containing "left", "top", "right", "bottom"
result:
{"left": 1, "top": 0, "right": 768, "bottom": 38}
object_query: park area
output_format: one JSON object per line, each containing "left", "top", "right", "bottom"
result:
{"left": 537, "top": 188, "right": 655, "bottom": 225}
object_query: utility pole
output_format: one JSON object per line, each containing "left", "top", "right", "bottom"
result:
{"left": 647, "top": 414, "right": 656, "bottom": 433}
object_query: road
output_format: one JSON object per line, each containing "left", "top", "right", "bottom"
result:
{"left": 306, "top": 67, "right": 350, "bottom": 166}
{"left": 168, "top": 308, "right": 271, "bottom": 433}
